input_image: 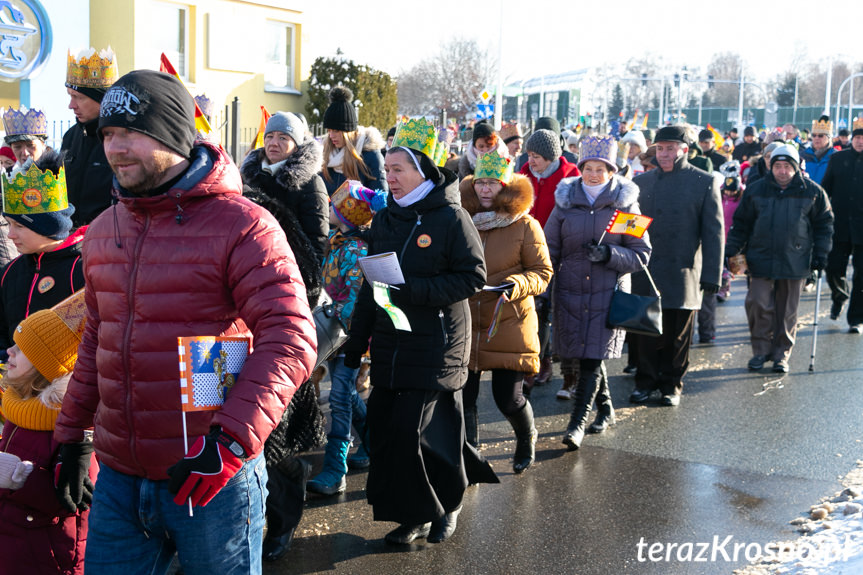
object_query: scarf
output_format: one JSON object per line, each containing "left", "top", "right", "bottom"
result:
{"left": 0, "top": 386, "right": 60, "bottom": 432}
{"left": 582, "top": 181, "right": 609, "bottom": 205}
{"left": 464, "top": 143, "right": 480, "bottom": 171}
{"left": 262, "top": 157, "right": 288, "bottom": 175}
{"left": 472, "top": 209, "right": 527, "bottom": 231}
{"left": 530, "top": 158, "right": 560, "bottom": 180}
{"left": 393, "top": 179, "right": 435, "bottom": 207}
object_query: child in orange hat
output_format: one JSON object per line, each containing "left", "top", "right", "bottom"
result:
{"left": 0, "top": 290, "right": 97, "bottom": 575}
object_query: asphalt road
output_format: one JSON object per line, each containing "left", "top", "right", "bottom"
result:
{"left": 266, "top": 278, "right": 863, "bottom": 575}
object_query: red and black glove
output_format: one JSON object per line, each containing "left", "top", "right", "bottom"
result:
{"left": 167, "top": 429, "right": 246, "bottom": 507}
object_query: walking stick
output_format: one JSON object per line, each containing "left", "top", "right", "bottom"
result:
{"left": 808, "top": 271, "right": 823, "bottom": 372}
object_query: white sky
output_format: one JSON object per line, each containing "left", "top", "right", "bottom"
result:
{"left": 303, "top": 0, "right": 860, "bottom": 85}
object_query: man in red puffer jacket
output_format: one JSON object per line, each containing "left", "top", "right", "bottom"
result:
{"left": 53, "top": 70, "right": 316, "bottom": 575}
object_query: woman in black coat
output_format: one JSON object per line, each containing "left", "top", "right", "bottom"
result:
{"left": 342, "top": 121, "right": 497, "bottom": 546}
{"left": 241, "top": 111, "right": 329, "bottom": 262}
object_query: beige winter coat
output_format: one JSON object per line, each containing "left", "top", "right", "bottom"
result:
{"left": 460, "top": 174, "right": 553, "bottom": 373}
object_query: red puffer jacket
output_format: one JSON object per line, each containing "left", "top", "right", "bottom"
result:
{"left": 54, "top": 142, "right": 317, "bottom": 479}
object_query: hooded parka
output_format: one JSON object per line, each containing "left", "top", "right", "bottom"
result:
{"left": 53, "top": 142, "right": 317, "bottom": 479}
{"left": 544, "top": 176, "right": 651, "bottom": 360}
{"left": 459, "top": 174, "right": 552, "bottom": 373}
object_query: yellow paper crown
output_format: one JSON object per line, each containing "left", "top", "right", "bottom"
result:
{"left": 2, "top": 162, "right": 69, "bottom": 216}
{"left": 433, "top": 141, "right": 448, "bottom": 167}
{"left": 392, "top": 118, "right": 438, "bottom": 158}
{"left": 853, "top": 117, "right": 863, "bottom": 131}
{"left": 811, "top": 118, "right": 832, "bottom": 136}
{"left": 66, "top": 46, "right": 118, "bottom": 89}
{"left": 474, "top": 150, "right": 514, "bottom": 184}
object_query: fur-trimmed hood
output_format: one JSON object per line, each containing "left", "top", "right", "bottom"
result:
{"left": 459, "top": 173, "right": 534, "bottom": 218}
{"left": 357, "top": 125, "right": 385, "bottom": 152}
{"left": 241, "top": 136, "right": 323, "bottom": 191}
{"left": 553, "top": 174, "right": 639, "bottom": 210}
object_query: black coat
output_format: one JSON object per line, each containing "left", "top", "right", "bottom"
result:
{"left": 60, "top": 119, "right": 115, "bottom": 226}
{"left": 0, "top": 229, "right": 86, "bottom": 353}
{"left": 821, "top": 147, "right": 863, "bottom": 244}
{"left": 732, "top": 140, "right": 762, "bottom": 162}
{"left": 240, "top": 139, "right": 329, "bottom": 262}
{"left": 343, "top": 168, "right": 486, "bottom": 391}
{"left": 726, "top": 172, "right": 834, "bottom": 279}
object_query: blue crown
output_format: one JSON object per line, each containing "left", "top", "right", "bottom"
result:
{"left": 578, "top": 135, "right": 618, "bottom": 172}
{"left": 3, "top": 107, "right": 47, "bottom": 138}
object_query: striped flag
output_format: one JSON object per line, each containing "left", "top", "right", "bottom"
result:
{"left": 159, "top": 53, "right": 213, "bottom": 135}
{"left": 178, "top": 336, "right": 249, "bottom": 412}
{"left": 605, "top": 209, "right": 653, "bottom": 238}
{"left": 251, "top": 106, "right": 271, "bottom": 151}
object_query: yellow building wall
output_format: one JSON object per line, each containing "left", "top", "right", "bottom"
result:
{"left": 88, "top": 0, "right": 310, "bottom": 135}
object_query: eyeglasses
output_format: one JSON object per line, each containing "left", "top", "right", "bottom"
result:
{"left": 474, "top": 180, "right": 502, "bottom": 189}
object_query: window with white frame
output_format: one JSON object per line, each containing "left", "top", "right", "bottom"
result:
{"left": 151, "top": 1, "right": 189, "bottom": 79}
{"left": 264, "top": 20, "right": 295, "bottom": 91}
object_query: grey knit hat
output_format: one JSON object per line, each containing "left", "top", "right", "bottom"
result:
{"left": 265, "top": 111, "right": 305, "bottom": 147}
{"left": 525, "top": 129, "right": 561, "bottom": 161}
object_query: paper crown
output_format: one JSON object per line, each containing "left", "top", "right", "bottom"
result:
{"left": 392, "top": 118, "right": 438, "bottom": 158}
{"left": 14, "top": 290, "right": 87, "bottom": 382}
{"left": 194, "top": 94, "right": 214, "bottom": 118}
{"left": 2, "top": 161, "right": 69, "bottom": 216}
{"left": 474, "top": 149, "right": 514, "bottom": 183}
{"left": 853, "top": 117, "right": 863, "bottom": 131}
{"left": 331, "top": 180, "right": 386, "bottom": 228}
{"left": 433, "top": 141, "right": 448, "bottom": 167}
{"left": 3, "top": 107, "right": 47, "bottom": 138}
{"left": 578, "top": 135, "right": 619, "bottom": 172}
{"left": 499, "top": 123, "right": 523, "bottom": 142}
{"left": 66, "top": 46, "right": 118, "bottom": 89}
{"left": 811, "top": 118, "right": 833, "bottom": 136}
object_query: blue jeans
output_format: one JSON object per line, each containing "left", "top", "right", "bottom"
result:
{"left": 327, "top": 356, "right": 366, "bottom": 441}
{"left": 84, "top": 456, "right": 267, "bottom": 575}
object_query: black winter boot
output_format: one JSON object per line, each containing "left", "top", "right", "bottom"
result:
{"left": 464, "top": 405, "right": 479, "bottom": 448}
{"left": 562, "top": 368, "right": 602, "bottom": 451}
{"left": 588, "top": 363, "right": 615, "bottom": 434}
{"left": 505, "top": 401, "right": 538, "bottom": 474}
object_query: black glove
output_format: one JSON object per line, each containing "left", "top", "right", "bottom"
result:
{"left": 55, "top": 441, "right": 95, "bottom": 513}
{"left": 343, "top": 351, "right": 362, "bottom": 369}
{"left": 167, "top": 429, "right": 246, "bottom": 507}
{"left": 811, "top": 258, "right": 826, "bottom": 272}
{"left": 700, "top": 282, "right": 720, "bottom": 295}
{"left": 584, "top": 241, "right": 611, "bottom": 263}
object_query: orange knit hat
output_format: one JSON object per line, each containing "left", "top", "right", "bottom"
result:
{"left": 13, "top": 290, "right": 86, "bottom": 382}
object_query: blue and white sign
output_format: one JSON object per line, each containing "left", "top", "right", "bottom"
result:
{"left": 0, "top": 0, "right": 51, "bottom": 81}
{"left": 476, "top": 103, "right": 494, "bottom": 120}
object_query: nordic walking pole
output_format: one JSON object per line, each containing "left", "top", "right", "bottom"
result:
{"left": 809, "top": 270, "right": 823, "bottom": 372}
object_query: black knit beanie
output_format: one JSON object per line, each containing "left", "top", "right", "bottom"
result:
{"left": 69, "top": 85, "right": 108, "bottom": 104}
{"left": 323, "top": 86, "right": 358, "bottom": 132}
{"left": 472, "top": 121, "right": 494, "bottom": 145}
{"left": 98, "top": 70, "right": 197, "bottom": 158}
{"left": 535, "top": 116, "right": 561, "bottom": 135}
{"left": 525, "top": 129, "right": 561, "bottom": 161}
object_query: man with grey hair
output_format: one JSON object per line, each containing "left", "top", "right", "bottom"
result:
{"left": 629, "top": 125, "right": 724, "bottom": 406}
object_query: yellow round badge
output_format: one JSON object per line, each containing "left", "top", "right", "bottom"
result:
{"left": 37, "top": 276, "right": 55, "bottom": 293}
{"left": 417, "top": 234, "right": 432, "bottom": 248}
{"left": 23, "top": 188, "right": 43, "bottom": 208}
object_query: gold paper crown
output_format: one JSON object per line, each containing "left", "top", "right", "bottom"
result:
{"left": 392, "top": 118, "right": 438, "bottom": 158}
{"left": 2, "top": 162, "right": 69, "bottom": 216}
{"left": 811, "top": 118, "right": 833, "bottom": 136}
{"left": 853, "top": 117, "right": 863, "bottom": 131}
{"left": 474, "top": 150, "right": 514, "bottom": 183}
{"left": 3, "top": 107, "right": 47, "bottom": 137}
{"left": 66, "top": 46, "right": 118, "bottom": 89}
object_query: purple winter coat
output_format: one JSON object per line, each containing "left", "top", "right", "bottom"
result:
{"left": 544, "top": 175, "right": 652, "bottom": 360}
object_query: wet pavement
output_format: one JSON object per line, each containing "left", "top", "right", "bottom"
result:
{"left": 266, "top": 279, "right": 863, "bottom": 575}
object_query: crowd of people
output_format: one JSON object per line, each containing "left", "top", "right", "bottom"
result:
{"left": 0, "top": 43, "right": 859, "bottom": 574}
